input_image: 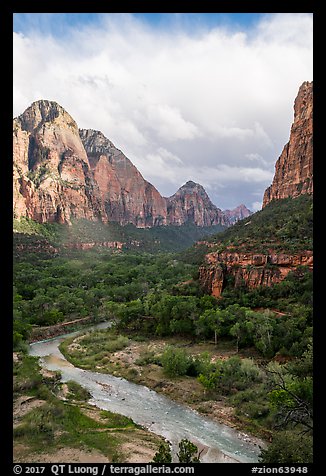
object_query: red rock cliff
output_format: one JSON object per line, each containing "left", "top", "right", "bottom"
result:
{"left": 263, "top": 81, "right": 313, "bottom": 207}
{"left": 80, "top": 129, "right": 167, "bottom": 228}
{"left": 13, "top": 101, "right": 241, "bottom": 228}
{"left": 13, "top": 100, "right": 106, "bottom": 224}
{"left": 199, "top": 250, "right": 313, "bottom": 298}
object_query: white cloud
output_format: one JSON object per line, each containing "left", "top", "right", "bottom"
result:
{"left": 13, "top": 13, "right": 313, "bottom": 209}
{"left": 146, "top": 104, "right": 201, "bottom": 141}
{"left": 251, "top": 201, "right": 263, "bottom": 212}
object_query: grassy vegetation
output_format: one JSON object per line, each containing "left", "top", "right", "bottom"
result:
{"left": 66, "top": 381, "right": 91, "bottom": 402}
{"left": 59, "top": 330, "right": 130, "bottom": 372}
{"left": 13, "top": 353, "right": 163, "bottom": 462}
{"left": 180, "top": 195, "right": 313, "bottom": 259}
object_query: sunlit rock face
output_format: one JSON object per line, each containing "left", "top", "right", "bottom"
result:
{"left": 263, "top": 81, "right": 313, "bottom": 207}
{"left": 199, "top": 251, "right": 313, "bottom": 298}
{"left": 80, "top": 128, "right": 167, "bottom": 228}
{"left": 13, "top": 100, "right": 105, "bottom": 224}
{"left": 13, "top": 101, "right": 244, "bottom": 228}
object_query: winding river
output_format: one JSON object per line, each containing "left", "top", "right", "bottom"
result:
{"left": 29, "top": 322, "right": 265, "bottom": 463}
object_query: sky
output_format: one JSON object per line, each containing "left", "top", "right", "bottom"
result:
{"left": 13, "top": 13, "right": 313, "bottom": 211}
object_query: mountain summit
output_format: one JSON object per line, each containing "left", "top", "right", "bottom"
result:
{"left": 167, "top": 181, "right": 228, "bottom": 226}
{"left": 13, "top": 100, "right": 250, "bottom": 228}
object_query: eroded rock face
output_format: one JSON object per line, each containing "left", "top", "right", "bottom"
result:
{"left": 167, "top": 181, "right": 228, "bottom": 226}
{"left": 13, "top": 100, "right": 246, "bottom": 228}
{"left": 199, "top": 251, "right": 313, "bottom": 298}
{"left": 80, "top": 129, "right": 167, "bottom": 228}
{"left": 263, "top": 81, "right": 313, "bottom": 207}
{"left": 13, "top": 100, "right": 105, "bottom": 224}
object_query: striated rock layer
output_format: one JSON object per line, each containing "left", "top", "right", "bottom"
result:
{"left": 199, "top": 251, "right": 313, "bottom": 298}
{"left": 263, "top": 81, "right": 313, "bottom": 207}
{"left": 13, "top": 100, "right": 235, "bottom": 227}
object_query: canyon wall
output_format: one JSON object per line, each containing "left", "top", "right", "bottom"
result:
{"left": 13, "top": 101, "right": 240, "bottom": 228}
{"left": 199, "top": 81, "right": 313, "bottom": 297}
{"left": 199, "top": 250, "right": 313, "bottom": 298}
{"left": 263, "top": 81, "right": 313, "bottom": 207}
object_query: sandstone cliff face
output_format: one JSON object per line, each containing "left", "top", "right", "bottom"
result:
{"left": 13, "top": 100, "right": 105, "bottom": 224}
{"left": 80, "top": 129, "right": 167, "bottom": 228}
{"left": 13, "top": 100, "right": 246, "bottom": 228}
{"left": 199, "top": 250, "right": 313, "bottom": 298}
{"left": 263, "top": 81, "right": 313, "bottom": 207}
{"left": 167, "top": 181, "right": 228, "bottom": 226}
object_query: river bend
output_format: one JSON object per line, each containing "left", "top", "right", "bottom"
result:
{"left": 29, "top": 324, "right": 264, "bottom": 463}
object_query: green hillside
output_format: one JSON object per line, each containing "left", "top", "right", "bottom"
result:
{"left": 13, "top": 217, "right": 226, "bottom": 255}
{"left": 179, "top": 195, "right": 312, "bottom": 264}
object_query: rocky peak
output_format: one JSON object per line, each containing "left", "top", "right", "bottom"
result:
{"left": 13, "top": 101, "right": 105, "bottom": 224}
{"left": 175, "top": 181, "right": 208, "bottom": 198}
{"left": 14, "top": 100, "right": 238, "bottom": 229}
{"left": 171, "top": 181, "right": 214, "bottom": 202}
{"left": 80, "top": 128, "right": 167, "bottom": 227}
{"left": 15, "top": 100, "right": 78, "bottom": 133}
{"left": 167, "top": 181, "right": 228, "bottom": 226}
{"left": 263, "top": 81, "right": 313, "bottom": 207}
{"left": 223, "top": 204, "right": 252, "bottom": 224}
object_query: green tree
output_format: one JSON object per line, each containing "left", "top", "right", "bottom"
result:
{"left": 253, "top": 311, "right": 275, "bottom": 357}
{"left": 197, "top": 308, "right": 224, "bottom": 345}
{"left": 152, "top": 443, "right": 172, "bottom": 463}
{"left": 267, "top": 360, "right": 313, "bottom": 433}
{"left": 177, "top": 439, "right": 201, "bottom": 463}
{"left": 161, "top": 346, "right": 190, "bottom": 377}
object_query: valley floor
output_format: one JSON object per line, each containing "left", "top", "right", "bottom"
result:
{"left": 60, "top": 331, "right": 271, "bottom": 442}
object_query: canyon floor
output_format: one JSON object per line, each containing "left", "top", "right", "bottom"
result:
{"left": 60, "top": 332, "right": 270, "bottom": 443}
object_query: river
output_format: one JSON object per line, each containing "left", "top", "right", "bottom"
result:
{"left": 29, "top": 322, "right": 264, "bottom": 463}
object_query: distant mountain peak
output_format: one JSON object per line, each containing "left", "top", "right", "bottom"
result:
{"left": 167, "top": 181, "right": 228, "bottom": 226}
{"left": 223, "top": 204, "right": 252, "bottom": 225}
{"left": 184, "top": 180, "right": 198, "bottom": 187}
{"left": 13, "top": 100, "right": 247, "bottom": 229}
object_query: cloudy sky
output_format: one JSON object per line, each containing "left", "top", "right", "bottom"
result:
{"left": 13, "top": 13, "right": 313, "bottom": 211}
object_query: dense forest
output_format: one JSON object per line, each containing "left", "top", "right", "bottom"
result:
{"left": 13, "top": 195, "right": 313, "bottom": 463}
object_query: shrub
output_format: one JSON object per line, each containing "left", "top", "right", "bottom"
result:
{"left": 259, "top": 431, "right": 313, "bottom": 463}
{"left": 135, "top": 350, "right": 159, "bottom": 366}
{"left": 66, "top": 381, "right": 91, "bottom": 401}
{"left": 161, "top": 346, "right": 190, "bottom": 377}
{"left": 177, "top": 439, "right": 201, "bottom": 463}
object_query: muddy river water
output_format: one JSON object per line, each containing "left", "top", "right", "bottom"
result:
{"left": 29, "top": 322, "right": 265, "bottom": 463}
